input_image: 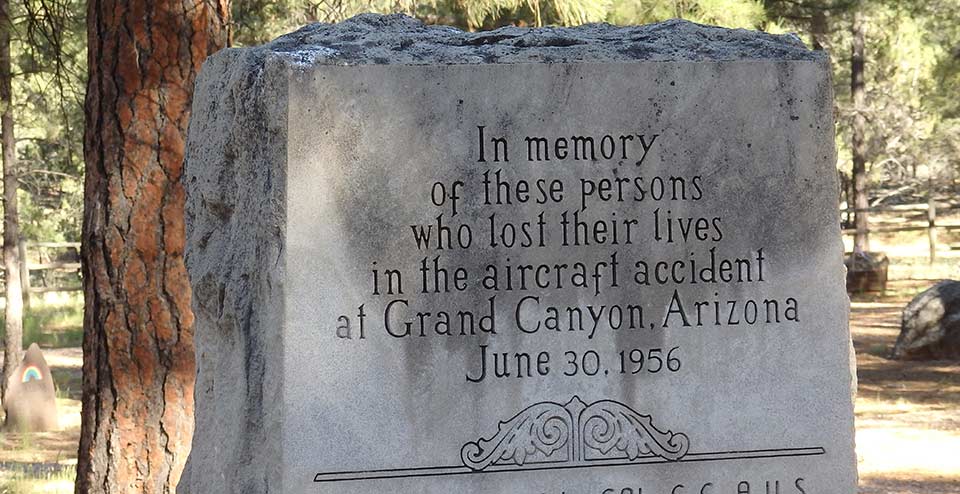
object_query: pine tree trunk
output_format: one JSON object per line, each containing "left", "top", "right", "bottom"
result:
{"left": 851, "top": 8, "right": 869, "bottom": 252}
{"left": 76, "top": 1, "right": 228, "bottom": 492}
{"left": 810, "top": 8, "right": 827, "bottom": 51}
{"left": 0, "top": 0, "right": 22, "bottom": 401}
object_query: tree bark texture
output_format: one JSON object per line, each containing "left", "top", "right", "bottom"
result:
{"left": 77, "top": 2, "right": 228, "bottom": 492}
{"left": 0, "top": 0, "right": 22, "bottom": 402}
{"left": 851, "top": 7, "right": 869, "bottom": 251}
{"left": 810, "top": 8, "right": 827, "bottom": 51}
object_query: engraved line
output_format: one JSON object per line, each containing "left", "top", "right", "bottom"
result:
{"left": 313, "top": 447, "right": 826, "bottom": 483}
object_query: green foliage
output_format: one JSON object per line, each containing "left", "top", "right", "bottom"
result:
{"left": 1, "top": 0, "right": 86, "bottom": 243}
{"left": 610, "top": 0, "right": 765, "bottom": 28}
{"left": 916, "top": 0, "right": 960, "bottom": 174}
{"left": 232, "top": 0, "right": 417, "bottom": 44}
{"left": 430, "top": 0, "right": 612, "bottom": 29}
{"left": 864, "top": 4, "right": 959, "bottom": 186}
{"left": 0, "top": 294, "right": 83, "bottom": 349}
{"left": 422, "top": 0, "right": 766, "bottom": 29}
{"left": 232, "top": 0, "right": 765, "bottom": 36}
{"left": 0, "top": 466, "right": 74, "bottom": 494}
{"left": 232, "top": 0, "right": 306, "bottom": 45}
{"left": 765, "top": 0, "right": 960, "bottom": 196}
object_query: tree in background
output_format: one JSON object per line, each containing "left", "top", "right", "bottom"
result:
{"left": 608, "top": 0, "right": 765, "bottom": 28}
{"left": 767, "top": 0, "right": 960, "bottom": 239}
{"left": 16, "top": 0, "right": 86, "bottom": 244}
{"left": 422, "top": 0, "right": 611, "bottom": 29}
{"left": 0, "top": 0, "right": 22, "bottom": 400}
{"left": 850, "top": 4, "right": 868, "bottom": 250}
{"left": 840, "top": 2, "right": 960, "bottom": 209}
{"left": 231, "top": 0, "right": 768, "bottom": 44}
{"left": 0, "top": 0, "right": 84, "bottom": 398}
{"left": 764, "top": 0, "right": 855, "bottom": 49}
{"left": 0, "top": 0, "right": 939, "bottom": 489}
{"left": 76, "top": 1, "right": 228, "bottom": 492}
{"left": 909, "top": 1, "right": 960, "bottom": 186}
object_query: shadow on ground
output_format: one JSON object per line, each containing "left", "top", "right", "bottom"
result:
{"left": 852, "top": 279, "right": 960, "bottom": 493}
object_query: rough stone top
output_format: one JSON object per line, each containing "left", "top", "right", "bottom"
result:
{"left": 240, "top": 13, "right": 823, "bottom": 66}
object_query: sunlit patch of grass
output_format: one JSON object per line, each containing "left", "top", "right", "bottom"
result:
{"left": 12, "top": 432, "right": 33, "bottom": 452}
{"left": 0, "top": 400, "right": 80, "bottom": 492}
{"left": 54, "top": 399, "right": 81, "bottom": 432}
{"left": 0, "top": 467, "right": 74, "bottom": 494}
{"left": 50, "top": 370, "right": 81, "bottom": 402}
{"left": 0, "top": 423, "right": 81, "bottom": 464}
{"left": 0, "top": 294, "right": 83, "bottom": 350}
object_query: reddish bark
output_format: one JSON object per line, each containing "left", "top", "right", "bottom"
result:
{"left": 77, "top": 2, "right": 228, "bottom": 492}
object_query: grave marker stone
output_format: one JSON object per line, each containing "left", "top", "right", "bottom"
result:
{"left": 3, "top": 343, "right": 58, "bottom": 432}
{"left": 180, "top": 14, "right": 857, "bottom": 494}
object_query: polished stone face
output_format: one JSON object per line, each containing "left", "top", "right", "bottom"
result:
{"left": 281, "top": 61, "right": 854, "bottom": 493}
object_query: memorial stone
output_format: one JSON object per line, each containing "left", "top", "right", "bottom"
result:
{"left": 3, "top": 343, "right": 59, "bottom": 432}
{"left": 180, "top": 14, "right": 857, "bottom": 494}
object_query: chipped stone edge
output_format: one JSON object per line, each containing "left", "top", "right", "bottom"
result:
{"left": 223, "top": 14, "right": 825, "bottom": 68}
{"left": 180, "top": 46, "right": 288, "bottom": 493}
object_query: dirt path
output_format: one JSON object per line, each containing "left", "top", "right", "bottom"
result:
{"left": 853, "top": 280, "right": 960, "bottom": 494}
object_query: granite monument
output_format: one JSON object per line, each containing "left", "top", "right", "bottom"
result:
{"left": 180, "top": 14, "right": 857, "bottom": 494}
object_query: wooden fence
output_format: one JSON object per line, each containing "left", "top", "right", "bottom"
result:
{"left": 15, "top": 241, "right": 81, "bottom": 307}
{"left": 2, "top": 193, "right": 957, "bottom": 301}
{"left": 841, "top": 192, "right": 960, "bottom": 263}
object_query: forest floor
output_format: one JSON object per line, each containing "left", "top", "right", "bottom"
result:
{"left": 0, "top": 348, "right": 79, "bottom": 493}
{"left": 0, "top": 248, "right": 959, "bottom": 492}
{"left": 0, "top": 295, "right": 82, "bottom": 494}
{"left": 852, "top": 219, "right": 960, "bottom": 492}
{"left": 853, "top": 279, "right": 960, "bottom": 494}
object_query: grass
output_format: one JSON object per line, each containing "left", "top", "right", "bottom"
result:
{"left": 0, "top": 296, "right": 83, "bottom": 494}
{"left": 0, "top": 398, "right": 82, "bottom": 493}
{"left": 50, "top": 374, "right": 77, "bottom": 402}
{"left": 0, "top": 293, "right": 82, "bottom": 350}
{"left": 0, "top": 467, "right": 75, "bottom": 494}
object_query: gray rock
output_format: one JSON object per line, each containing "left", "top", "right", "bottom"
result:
{"left": 891, "top": 280, "right": 960, "bottom": 359}
{"left": 180, "top": 46, "right": 287, "bottom": 494}
{"left": 2, "top": 343, "right": 58, "bottom": 432}
{"left": 181, "top": 13, "right": 853, "bottom": 494}
{"left": 262, "top": 13, "right": 822, "bottom": 65}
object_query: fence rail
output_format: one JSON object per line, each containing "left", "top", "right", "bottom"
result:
{"left": 2, "top": 193, "right": 957, "bottom": 299}
{"left": 12, "top": 241, "right": 82, "bottom": 306}
{"left": 841, "top": 182, "right": 958, "bottom": 263}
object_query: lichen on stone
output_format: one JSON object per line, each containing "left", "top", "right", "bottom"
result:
{"left": 221, "top": 13, "right": 823, "bottom": 67}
